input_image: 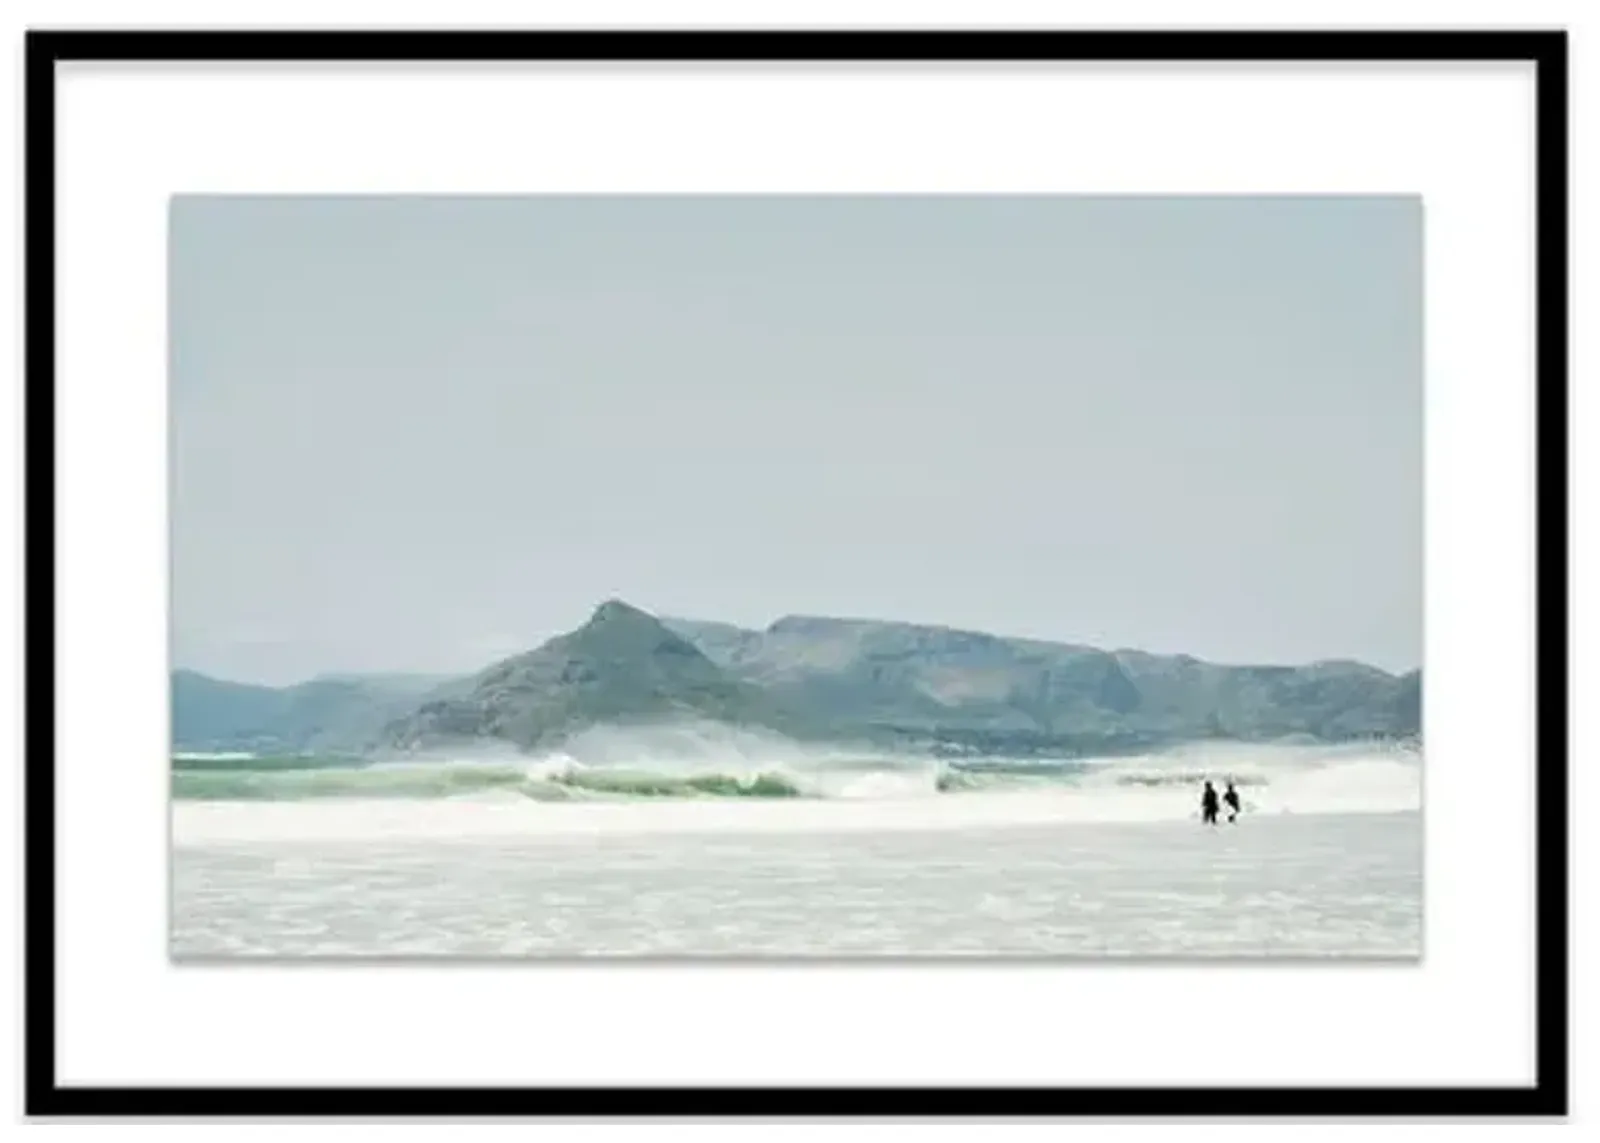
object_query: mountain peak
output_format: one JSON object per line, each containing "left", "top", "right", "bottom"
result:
{"left": 588, "top": 598, "right": 654, "bottom": 626}
{"left": 381, "top": 599, "right": 767, "bottom": 752}
{"left": 558, "top": 598, "right": 706, "bottom": 662}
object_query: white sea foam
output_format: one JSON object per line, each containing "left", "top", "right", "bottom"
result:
{"left": 170, "top": 741, "right": 1421, "bottom": 846}
{"left": 171, "top": 809, "right": 1424, "bottom": 958}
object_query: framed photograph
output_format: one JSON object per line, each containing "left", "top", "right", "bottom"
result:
{"left": 25, "top": 27, "right": 1568, "bottom": 1118}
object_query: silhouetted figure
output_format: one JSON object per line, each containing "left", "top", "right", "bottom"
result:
{"left": 1223, "top": 780, "right": 1241, "bottom": 823}
{"left": 1201, "top": 780, "right": 1220, "bottom": 826}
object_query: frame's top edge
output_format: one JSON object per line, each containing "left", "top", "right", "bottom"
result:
{"left": 23, "top": 27, "right": 1568, "bottom": 66}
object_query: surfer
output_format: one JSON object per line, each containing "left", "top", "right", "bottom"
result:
{"left": 1200, "top": 780, "right": 1220, "bottom": 826}
{"left": 1223, "top": 780, "right": 1242, "bottom": 823}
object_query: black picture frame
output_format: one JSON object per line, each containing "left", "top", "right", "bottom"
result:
{"left": 23, "top": 27, "right": 1569, "bottom": 1120}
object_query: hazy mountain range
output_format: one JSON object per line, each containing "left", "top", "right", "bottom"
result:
{"left": 171, "top": 600, "right": 1421, "bottom": 757}
{"left": 169, "top": 669, "right": 458, "bottom": 755}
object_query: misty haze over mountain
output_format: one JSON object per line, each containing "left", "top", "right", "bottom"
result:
{"left": 173, "top": 601, "right": 1420, "bottom": 757}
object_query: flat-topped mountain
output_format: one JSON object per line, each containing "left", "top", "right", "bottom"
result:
{"left": 172, "top": 601, "right": 1421, "bottom": 756}
{"left": 660, "top": 612, "right": 1419, "bottom": 753}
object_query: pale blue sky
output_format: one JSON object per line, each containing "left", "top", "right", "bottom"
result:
{"left": 170, "top": 195, "right": 1421, "bottom": 685}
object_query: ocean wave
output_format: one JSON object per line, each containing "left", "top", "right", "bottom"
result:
{"left": 169, "top": 740, "right": 1420, "bottom": 821}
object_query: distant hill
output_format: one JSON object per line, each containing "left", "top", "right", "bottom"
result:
{"left": 381, "top": 601, "right": 800, "bottom": 753}
{"left": 174, "top": 602, "right": 1421, "bottom": 757}
{"left": 170, "top": 669, "right": 450, "bottom": 755}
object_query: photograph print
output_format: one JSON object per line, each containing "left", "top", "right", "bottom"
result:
{"left": 169, "top": 194, "right": 1423, "bottom": 959}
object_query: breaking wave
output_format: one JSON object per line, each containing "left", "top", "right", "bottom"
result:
{"left": 171, "top": 726, "right": 1420, "bottom": 823}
